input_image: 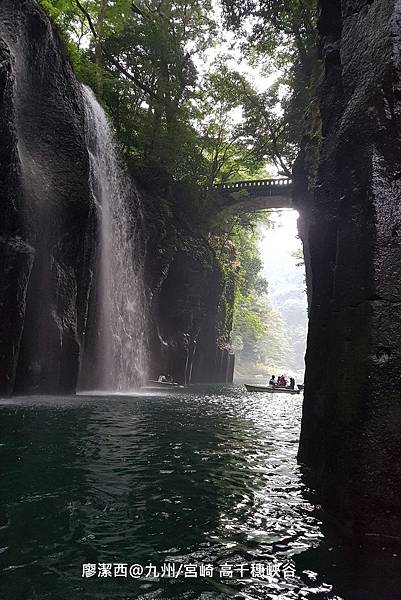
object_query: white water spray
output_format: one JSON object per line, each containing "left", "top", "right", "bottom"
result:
{"left": 80, "top": 85, "right": 148, "bottom": 391}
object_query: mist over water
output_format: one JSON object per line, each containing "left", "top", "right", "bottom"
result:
{"left": 260, "top": 210, "right": 308, "bottom": 374}
{"left": 80, "top": 86, "right": 148, "bottom": 392}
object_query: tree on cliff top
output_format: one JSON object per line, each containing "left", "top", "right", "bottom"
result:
{"left": 40, "top": 0, "right": 220, "bottom": 179}
{"left": 220, "top": 0, "right": 318, "bottom": 176}
{"left": 40, "top": 0, "right": 318, "bottom": 184}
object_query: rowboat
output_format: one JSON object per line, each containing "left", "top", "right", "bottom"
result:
{"left": 244, "top": 384, "right": 300, "bottom": 394}
{"left": 145, "top": 380, "right": 184, "bottom": 389}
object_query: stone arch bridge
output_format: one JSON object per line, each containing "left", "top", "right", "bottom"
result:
{"left": 216, "top": 178, "right": 293, "bottom": 215}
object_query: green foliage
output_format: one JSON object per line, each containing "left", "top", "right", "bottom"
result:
{"left": 38, "top": 0, "right": 273, "bottom": 187}
{"left": 221, "top": 0, "right": 318, "bottom": 176}
{"left": 212, "top": 215, "right": 269, "bottom": 347}
{"left": 38, "top": 0, "right": 310, "bottom": 370}
{"left": 39, "top": 0, "right": 317, "bottom": 183}
{"left": 195, "top": 63, "right": 261, "bottom": 185}
{"left": 221, "top": 0, "right": 316, "bottom": 61}
{"left": 231, "top": 222, "right": 267, "bottom": 297}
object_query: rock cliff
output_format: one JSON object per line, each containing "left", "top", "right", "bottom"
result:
{"left": 0, "top": 0, "right": 234, "bottom": 394}
{"left": 0, "top": 0, "right": 93, "bottom": 394}
{"left": 136, "top": 171, "right": 235, "bottom": 386}
{"left": 299, "top": 0, "right": 401, "bottom": 540}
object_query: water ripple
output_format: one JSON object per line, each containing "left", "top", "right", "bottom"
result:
{"left": 1, "top": 387, "right": 400, "bottom": 599}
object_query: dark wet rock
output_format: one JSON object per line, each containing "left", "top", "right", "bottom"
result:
{"left": 0, "top": 0, "right": 93, "bottom": 394}
{"left": 0, "top": 237, "right": 35, "bottom": 394}
{"left": 139, "top": 180, "right": 235, "bottom": 386}
{"left": 299, "top": 0, "right": 401, "bottom": 540}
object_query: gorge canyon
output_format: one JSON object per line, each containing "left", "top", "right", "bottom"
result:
{"left": 2, "top": 0, "right": 401, "bottom": 546}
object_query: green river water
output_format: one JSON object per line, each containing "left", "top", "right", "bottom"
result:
{"left": 0, "top": 385, "right": 400, "bottom": 599}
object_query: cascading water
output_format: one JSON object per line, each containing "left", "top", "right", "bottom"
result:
{"left": 80, "top": 85, "right": 148, "bottom": 392}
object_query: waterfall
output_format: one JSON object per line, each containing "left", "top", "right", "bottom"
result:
{"left": 80, "top": 85, "right": 148, "bottom": 392}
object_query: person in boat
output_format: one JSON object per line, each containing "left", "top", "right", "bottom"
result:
{"left": 158, "top": 375, "right": 167, "bottom": 383}
{"left": 166, "top": 374, "right": 173, "bottom": 383}
{"left": 269, "top": 375, "right": 276, "bottom": 387}
{"left": 278, "top": 374, "right": 287, "bottom": 387}
{"left": 289, "top": 377, "right": 295, "bottom": 389}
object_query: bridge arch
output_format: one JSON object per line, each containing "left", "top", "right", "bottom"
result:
{"left": 215, "top": 176, "right": 312, "bottom": 312}
{"left": 216, "top": 178, "right": 294, "bottom": 216}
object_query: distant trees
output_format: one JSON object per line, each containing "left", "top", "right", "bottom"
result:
{"left": 232, "top": 294, "right": 290, "bottom": 375}
{"left": 223, "top": 219, "right": 287, "bottom": 373}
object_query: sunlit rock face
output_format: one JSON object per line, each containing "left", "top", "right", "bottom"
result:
{"left": 0, "top": 0, "right": 93, "bottom": 393}
{"left": 299, "top": 0, "right": 401, "bottom": 539}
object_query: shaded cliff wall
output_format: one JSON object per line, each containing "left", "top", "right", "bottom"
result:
{"left": 137, "top": 172, "right": 235, "bottom": 386}
{"left": 0, "top": 0, "right": 94, "bottom": 394}
{"left": 299, "top": 0, "right": 401, "bottom": 539}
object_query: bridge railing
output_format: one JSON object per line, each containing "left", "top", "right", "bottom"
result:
{"left": 217, "top": 178, "right": 292, "bottom": 192}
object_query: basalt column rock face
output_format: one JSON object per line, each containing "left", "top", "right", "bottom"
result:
{"left": 299, "top": 0, "right": 401, "bottom": 539}
{"left": 0, "top": 0, "right": 93, "bottom": 394}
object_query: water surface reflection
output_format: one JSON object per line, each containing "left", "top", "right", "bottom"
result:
{"left": 0, "top": 385, "right": 399, "bottom": 599}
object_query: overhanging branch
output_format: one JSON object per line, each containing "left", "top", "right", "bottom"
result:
{"left": 75, "top": 0, "right": 97, "bottom": 38}
{"left": 74, "top": 0, "right": 159, "bottom": 99}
